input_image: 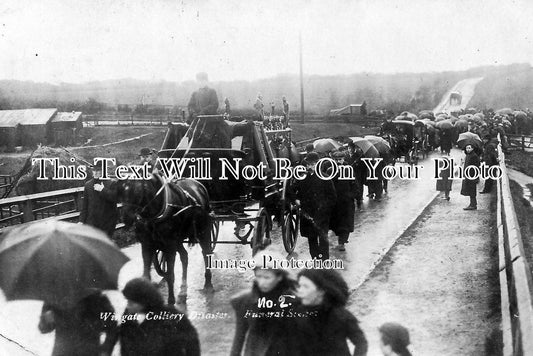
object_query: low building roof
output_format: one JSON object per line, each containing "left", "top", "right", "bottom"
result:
{"left": 0, "top": 109, "right": 58, "bottom": 127}
{"left": 51, "top": 111, "right": 83, "bottom": 123}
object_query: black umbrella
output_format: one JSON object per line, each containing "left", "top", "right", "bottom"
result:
{"left": 0, "top": 221, "right": 129, "bottom": 307}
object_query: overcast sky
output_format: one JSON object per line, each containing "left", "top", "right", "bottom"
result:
{"left": 1, "top": 0, "right": 532, "bottom": 84}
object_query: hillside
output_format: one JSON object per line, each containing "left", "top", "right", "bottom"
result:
{"left": 0, "top": 63, "right": 531, "bottom": 115}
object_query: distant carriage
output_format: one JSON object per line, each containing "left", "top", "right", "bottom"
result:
{"left": 389, "top": 120, "right": 427, "bottom": 165}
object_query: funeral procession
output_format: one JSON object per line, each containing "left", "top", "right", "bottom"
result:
{"left": 2, "top": 1, "right": 533, "bottom": 356}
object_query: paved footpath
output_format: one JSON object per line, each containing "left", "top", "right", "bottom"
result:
{"left": 350, "top": 176, "right": 499, "bottom": 355}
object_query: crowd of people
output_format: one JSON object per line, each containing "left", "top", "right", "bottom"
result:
{"left": 38, "top": 254, "right": 412, "bottom": 356}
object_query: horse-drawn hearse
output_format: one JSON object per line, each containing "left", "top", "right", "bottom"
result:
{"left": 159, "top": 115, "right": 300, "bottom": 254}
{"left": 117, "top": 115, "right": 300, "bottom": 304}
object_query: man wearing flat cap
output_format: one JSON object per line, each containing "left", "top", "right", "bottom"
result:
{"left": 187, "top": 72, "right": 219, "bottom": 124}
{"left": 137, "top": 147, "right": 157, "bottom": 173}
{"left": 291, "top": 152, "right": 336, "bottom": 260}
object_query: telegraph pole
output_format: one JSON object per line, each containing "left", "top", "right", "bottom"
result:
{"left": 299, "top": 32, "right": 305, "bottom": 124}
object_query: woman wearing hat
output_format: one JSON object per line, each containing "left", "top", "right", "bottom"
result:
{"left": 230, "top": 249, "right": 297, "bottom": 356}
{"left": 292, "top": 269, "right": 368, "bottom": 356}
{"left": 114, "top": 278, "right": 200, "bottom": 356}
{"left": 378, "top": 323, "right": 412, "bottom": 356}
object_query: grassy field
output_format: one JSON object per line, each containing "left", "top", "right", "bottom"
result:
{"left": 505, "top": 150, "right": 533, "bottom": 177}
{"left": 0, "top": 122, "right": 375, "bottom": 176}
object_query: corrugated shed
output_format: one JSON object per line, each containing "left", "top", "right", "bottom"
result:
{"left": 0, "top": 109, "right": 57, "bottom": 127}
{"left": 51, "top": 111, "right": 82, "bottom": 123}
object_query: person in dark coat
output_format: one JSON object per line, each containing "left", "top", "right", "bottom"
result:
{"left": 115, "top": 278, "right": 200, "bottom": 356}
{"left": 187, "top": 72, "right": 219, "bottom": 123}
{"left": 346, "top": 144, "right": 366, "bottom": 209}
{"left": 230, "top": 249, "right": 297, "bottom": 356}
{"left": 79, "top": 165, "right": 119, "bottom": 237}
{"left": 379, "top": 323, "right": 412, "bottom": 356}
{"left": 436, "top": 155, "right": 453, "bottom": 201}
{"left": 329, "top": 151, "right": 356, "bottom": 251}
{"left": 292, "top": 152, "right": 337, "bottom": 260}
{"left": 480, "top": 135, "right": 499, "bottom": 194}
{"left": 460, "top": 144, "right": 481, "bottom": 210}
{"left": 38, "top": 289, "right": 118, "bottom": 356}
{"left": 293, "top": 269, "right": 368, "bottom": 356}
{"left": 439, "top": 128, "right": 453, "bottom": 155}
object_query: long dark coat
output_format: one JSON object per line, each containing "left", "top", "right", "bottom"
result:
{"left": 292, "top": 304, "right": 368, "bottom": 356}
{"left": 120, "top": 305, "right": 200, "bottom": 356}
{"left": 329, "top": 168, "right": 356, "bottom": 235}
{"left": 292, "top": 171, "right": 337, "bottom": 238}
{"left": 187, "top": 86, "right": 219, "bottom": 118}
{"left": 439, "top": 129, "right": 453, "bottom": 153}
{"left": 230, "top": 280, "right": 296, "bottom": 356}
{"left": 79, "top": 178, "right": 119, "bottom": 237}
{"left": 482, "top": 140, "right": 499, "bottom": 166}
{"left": 460, "top": 151, "right": 480, "bottom": 197}
{"left": 436, "top": 157, "right": 453, "bottom": 192}
{"left": 38, "top": 292, "right": 117, "bottom": 356}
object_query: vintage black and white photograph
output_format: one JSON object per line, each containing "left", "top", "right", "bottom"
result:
{"left": 1, "top": 0, "right": 533, "bottom": 355}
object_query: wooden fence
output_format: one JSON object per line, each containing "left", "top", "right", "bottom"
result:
{"left": 497, "top": 140, "right": 533, "bottom": 355}
{"left": 0, "top": 187, "right": 124, "bottom": 234}
{"left": 0, "top": 174, "right": 15, "bottom": 197}
{"left": 507, "top": 134, "right": 533, "bottom": 151}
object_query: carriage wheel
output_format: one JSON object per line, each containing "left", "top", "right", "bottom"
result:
{"left": 153, "top": 250, "right": 169, "bottom": 278}
{"left": 251, "top": 208, "right": 271, "bottom": 255}
{"left": 282, "top": 204, "right": 299, "bottom": 253}
{"left": 209, "top": 220, "right": 220, "bottom": 252}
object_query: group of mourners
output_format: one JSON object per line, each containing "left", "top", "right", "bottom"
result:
{"left": 293, "top": 141, "right": 387, "bottom": 259}
{"left": 38, "top": 252, "right": 412, "bottom": 356}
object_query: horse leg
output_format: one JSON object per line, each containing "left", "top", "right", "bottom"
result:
{"left": 176, "top": 243, "right": 188, "bottom": 303}
{"left": 165, "top": 250, "right": 177, "bottom": 305}
{"left": 141, "top": 242, "right": 153, "bottom": 281}
{"left": 198, "top": 223, "right": 214, "bottom": 292}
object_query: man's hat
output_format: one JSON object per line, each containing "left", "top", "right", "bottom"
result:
{"left": 139, "top": 147, "right": 153, "bottom": 156}
{"left": 303, "top": 152, "right": 320, "bottom": 164}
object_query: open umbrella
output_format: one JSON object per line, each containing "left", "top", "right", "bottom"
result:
{"left": 0, "top": 221, "right": 129, "bottom": 307}
{"left": 418, "top": 111, "right": 435, "bottom": 120}
{"left": 364, "top": 135, "right": 391, "bottom": 155}
{"left": 436, "top": 119, "right": 453, "bottom": 130}
{"left": 496, "top": 108, "right": 513, "bottom": 115}
{"left": 457, "top": 132, "right": 482, "bottom": 148}
{"left": 514, "top": 110, "right": 527, "bottom": 119}
{"left": 455, "top": 119, "right": 469, "bottom": 130}
{"left": 313, "top": 138, "right": 342, "bottom": 154}
{"left": 349, "top": 137, "right": 379, "bottom": 158}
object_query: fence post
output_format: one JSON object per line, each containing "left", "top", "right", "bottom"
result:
{"left": 21, "top": 200, "right": 35, "bottom": 223}
{"left": 522, "top": 136, "right": 525, "bottom": 151}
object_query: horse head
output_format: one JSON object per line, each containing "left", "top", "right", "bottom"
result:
{"left": 117, "top": 176, "right": 161, "bottom": 227}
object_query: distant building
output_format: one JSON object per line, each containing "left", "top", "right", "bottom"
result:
{"left": 329, "top": 102, "right": 367, "bottom": 119}
{"left": 50, "top": 111, "right": 83, "bottom": 146}
{"left": 0, "top": 109, "right": 57, "bottom": 151}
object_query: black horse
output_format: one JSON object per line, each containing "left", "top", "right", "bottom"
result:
{"left": 118, "top": 174, "right": 212, "bottom": 304}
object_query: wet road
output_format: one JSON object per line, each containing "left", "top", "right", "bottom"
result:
{"left": 433, "top": 77, "right": 484, "bottom": 113}
{"left": 1, "top": 149, "right": 467, "bottom": 355}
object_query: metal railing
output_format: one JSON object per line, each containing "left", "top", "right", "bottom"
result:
{"left": 497, "top": 140, "right": 533, "bottom": 355}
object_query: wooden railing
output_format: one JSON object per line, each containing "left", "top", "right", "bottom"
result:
{"left": 497, "top": 139, "right": 533, "bottom": 356}
{"left": 0, "top": 174, "right": 15, "bottom": 197}
{"left": 0, "top": 187, "right": 125, "bottom": 234}
{"left": 507, "top": 134, "right": 533, "bottom": 151}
